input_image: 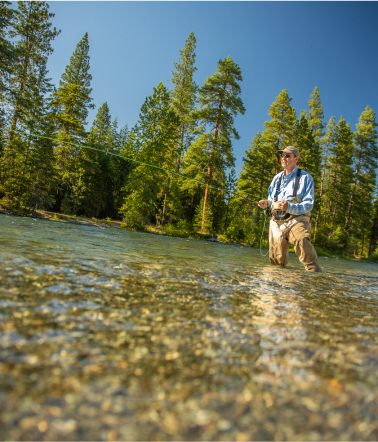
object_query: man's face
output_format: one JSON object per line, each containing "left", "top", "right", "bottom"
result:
{"left": 281, "top": 153, "right": 298, "bottom": 169}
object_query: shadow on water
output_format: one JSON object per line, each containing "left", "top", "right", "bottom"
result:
{"left": 0, "top": 214, "right": 377, "bottom": 440}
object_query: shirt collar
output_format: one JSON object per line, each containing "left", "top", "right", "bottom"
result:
{"left": 282, "top": 165, "right": 298, "bottom": 180}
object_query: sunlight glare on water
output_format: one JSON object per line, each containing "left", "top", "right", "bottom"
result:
{"left": 0, "top": 215, "right": 377, "bottom": 440}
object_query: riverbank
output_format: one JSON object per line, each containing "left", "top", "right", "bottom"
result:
{"left": 0, "top": 206, "right": 214, "bottom": 240}
{"left": 1, "top": 206, "right": 376, "bottom": 262}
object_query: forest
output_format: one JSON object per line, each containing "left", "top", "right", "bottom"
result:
{"left": 1, "top": 1, "right": 378, "bottom": 258}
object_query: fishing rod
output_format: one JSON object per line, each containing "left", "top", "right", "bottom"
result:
{"left": 16, "top": 130, "right": 261, "bottom": 205}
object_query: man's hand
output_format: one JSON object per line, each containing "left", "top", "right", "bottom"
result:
{"left": 258, "top": 200, "right": 268, "bottom": 209}
{"left": 277, "top": 201, "right": 288, "bottom": 211}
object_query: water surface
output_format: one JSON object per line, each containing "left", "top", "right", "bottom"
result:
{"left": 0, "top": 214, "right": 377, "bottom": 440}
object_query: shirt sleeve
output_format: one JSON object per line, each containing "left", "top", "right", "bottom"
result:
{"left": 286, "top": 174, "right": 315, "bottom": 215}
{"left": 267, "top": 175, "right": 278, "bottom": 208}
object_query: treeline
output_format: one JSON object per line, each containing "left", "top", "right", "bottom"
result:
{"left": 1, "top": 2, "right": 378, "bottom": 257}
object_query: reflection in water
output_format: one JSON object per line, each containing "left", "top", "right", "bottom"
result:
{"left": 0, "top": 214, "right": 377, "bottom": 440}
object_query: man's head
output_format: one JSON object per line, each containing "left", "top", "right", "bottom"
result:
{"left": 277, "top": 146, "right": 299, "bottom": 172}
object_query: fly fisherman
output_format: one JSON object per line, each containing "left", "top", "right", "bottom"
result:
{"left": 258, "top": 146, "right": 322, "bottom": 273}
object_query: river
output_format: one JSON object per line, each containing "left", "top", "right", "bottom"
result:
{"left": 0, "top": 214, "right": 377, "bottom": 440}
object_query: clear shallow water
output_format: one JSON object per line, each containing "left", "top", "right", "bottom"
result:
{"left": 0, "top": 214, "right": 377, "bottom": 441}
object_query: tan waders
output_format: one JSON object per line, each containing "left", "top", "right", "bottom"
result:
{"left": 269, "top": 215, "right": 322, "bottom": 272}
{"left": 269, "top": 167, "right": 322, "bottom": 272}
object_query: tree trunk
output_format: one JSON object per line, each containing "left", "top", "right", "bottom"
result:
{"left": 223, "top": 201, "right": 229, "bottom": 233}
{"left": 344, "top": 151, "right": 362, "bottom": 231}
{"left": 331, "top": 205, "right": 337, "bottom": 228}
{"left": 360, "top": 232, "right": 364, "bottom": 257}
{"left": 313, "top": 139, "right": 331, "bottom": 244}
{"left": 55, "top": 184, "right": 62, "bottom": 213}
{"left": 344, "top": 186, "right": 356, "bottom": 232}
{"left": 368, "top": 232, "right": 374, "bottom": 257}
{"left": 201, "top": 169, "right": 212, "bottom": 232}
{"left": 9, "top": 47, "right": 30, "bottom": 142}
{"left": 161, "top": 175, "right": 170, "bottom": 226}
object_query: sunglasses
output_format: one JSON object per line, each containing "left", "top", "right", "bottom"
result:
{"left": 281, "top": 154, "right": 293, "bottom": 158}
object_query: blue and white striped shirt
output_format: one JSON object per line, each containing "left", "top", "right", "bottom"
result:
{"left": 267, "top": 166, "right": 315, "bottom": 215}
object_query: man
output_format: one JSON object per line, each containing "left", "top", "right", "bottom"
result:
{"left": 258, "top": 146, "right": 322, "bottom": 272}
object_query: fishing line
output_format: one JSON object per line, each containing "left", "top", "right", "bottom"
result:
{"left": 16, "top": 129, "right": 271, "bottom": 256}
{"left": 259, "top": 209, "right": 269, "bottom": 256}
{"left": 16, "top": 130, "right": 261, "bottom": 204}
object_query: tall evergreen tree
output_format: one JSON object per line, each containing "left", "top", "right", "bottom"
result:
{"left": 223, "top": 166, "right": 237, "bottom": 229}
{"left": 71, "top": 101, "right": 112, "bottom": 216}
{"left": 163, "top": 31, "right": 198, "bottom": 225}
{"left": 1, "top": 63, "right": 56, "bottom": 208}
{"left": 0, "top": 1, "right": 59, "bottom": 207}
{"left": 0, "top": 1, "right": 16, "bottom": 149}
{"left": 313, "top": 116, "right": 336, "bottom": 244}
{"left": 263, "top": 89, "right": 297, "bottom": 174}
{"left": 181, "top": 131, "right": 226, "bottom": 228}
{"left": 228, "top": 131, "right": 273, "bottom": 243}
{"left": 170, "top": 31, "right": 198, "bottom": 160}
{"left": 293, "top": 113, "right": 321, "bottom": 183}
{"left": 77, "top": 107, "right": 130, "bottom": 219}
{"left": 8, "top": 1, "right": 59, "bottom": 138}
{"left": 368, "top": 196, "right": 378, "bottom": 257}
{"left": 324, "top": 116, "right": 354, "bottom": 229}
{"left": 120, "top": 82, "right": 179, "bottom": 228}
{"left": 50, "top": 32, "right": 94, "bottom": 212}
{"left": 194, "top": 56, "right": 245, "bottom": 232}
{"left": 344, "top": 106, "right": 378, "bottom": 231}
{"left": 308, "top": 86, "right": 325, "bottom": 142}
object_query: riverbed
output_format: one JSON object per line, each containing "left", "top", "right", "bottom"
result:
{"left": 0, "top": 214, "right": 377, "bottom": 440}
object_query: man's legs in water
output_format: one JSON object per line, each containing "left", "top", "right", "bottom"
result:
{"left": 288, "top": 219, "right": 322, "bottom": 272}
{"left": 269, "top": 220, "right": 289, "bottom": 267}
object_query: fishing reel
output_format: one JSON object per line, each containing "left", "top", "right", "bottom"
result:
{"left": 263, "top": 207, "right": 272, "bottom": 217}
{"left": 273, "top": 210, "right": 290, "bottom": 221}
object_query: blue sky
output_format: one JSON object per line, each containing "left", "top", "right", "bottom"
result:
{"left": 18, "top": 2, "right": 378, "bottom": 174}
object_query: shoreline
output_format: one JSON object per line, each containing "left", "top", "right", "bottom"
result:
{"left": 1, "top": 207, "right": 376, "bottom": 263}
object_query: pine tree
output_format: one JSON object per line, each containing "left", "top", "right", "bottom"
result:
{"left": 344, "top": 106, "right": 378, "bottom": 231}
{"left": 349, "top": 169, "right": 376, "bottom": 256}
{"left": 170, "top": 31, "right": 198, "bottom": 159}
{"left": 72, "top": 102, "right": 112, "bottom": 216}
{"left": 163, "top": 32, "right": 199, "bottom": 225}
{"left": 368, "top": 196, "right": 378, "bottom": 257}
{"left": 313, "top": 116, "right": 336, "bottom": 244}
{"left": 324, "top": 116, "right": 354, "bottom": 230}
{"left": 0, "top": 1, "right": 16, "bottom": 149}
{"left": 238, "top": 132, "right": 272, "bottom": 202}
{"left": 1, "top": 63, "right": 57, "bottom": 209}
{"left": 194, "top": 56, "right": 245, "bottom": 232}
{"left": 0, "top": 1, "right": 59, "bottom": 207}
{"left": 50, "top": 32, "right": 94, "bottom": 212}
{"left": 181, "top": 132, "right": 214, "bottom": 223}
{"left": 111, "top": 123, "right": 132, "bottom": 217}
{"left": 223, "top": 166, "right": 237, "bottom": 231}
{"left": 120, "top": 82, "right": 179, "bottom": 228}
{"left": 8, "top": 1, "right": 59, "bottom": 138}
{"left": 263, "top": 89, "right": 297, "bottom": 174}
{"left": 293, "top": 113, "right": 321, "bottom": 183}
{"left": 22, "top": 78, "right": 57, "bottom": 213}
{"left": 308, "top": 86, "right": 325, "bottom": 142}
{"left": 227, "top": 132, "right": 272, "bottom": 243}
